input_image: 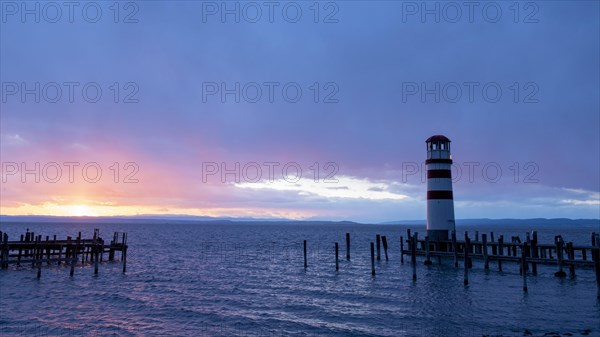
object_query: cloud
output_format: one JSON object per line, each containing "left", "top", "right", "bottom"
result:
{"left": 234, "top": 175, "right": 413, "bottom": 201}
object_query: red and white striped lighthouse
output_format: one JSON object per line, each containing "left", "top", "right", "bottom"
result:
{"left": 426, "top": 135, "right": 456, "bottom": 241}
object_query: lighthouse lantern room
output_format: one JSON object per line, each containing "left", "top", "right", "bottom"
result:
{"left": 425, "top": 135, "right": 456, "bottom": 241}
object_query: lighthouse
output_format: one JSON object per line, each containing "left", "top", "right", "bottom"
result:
{"left": 426, "top": 135, "right": 455, "bottom": 241}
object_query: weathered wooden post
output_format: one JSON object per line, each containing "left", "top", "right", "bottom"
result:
{"left": 554, "top": 236, "right": 566, "bottom": 277}
{"left": 370, "top": 242, "right": 375, "bottom": 276}
{"left": 464, "top": 233, "right": 470, "bottom": 286}
{"left": 531, "top": 231, "right": 538, "bottom": 275}
{"left": 70, "top": 236, "right": 76, "bottom": 276}
{"left": 45, "top": 235, "right": 50, "bottom": 265}
{"left": 424, "top": 236, "right": 432, "bottom": 265}
{"left": 411, "top": 234, "right": 417, "bottom": 281}
{"left": 346, "top": 233, "right": 350, "bottom": 260}
{"left": 520, "top": 242, "right": 529, "bottom": 274}
{"left": 303, "top": 240, "right": 307, "bottom": 269}
{"left": 491, "top": 232, "right": 497, "bottom": 255}
{"left": 122, "top": 233, "right": 128, "bottom": 274}
{"left": 94, "top": 240, "right": 99, "bottom": 275}
{"left": 592, "top": 238, "right": 600, "bottom": 299}
{"left": 381, "top": 236, "right": 389, "bottom": 261}
{"left": 78, "top": 233, "right": 85, "bottom": 265}
{"left": 414, "top": 232, "right": 419, "bottom": 251}
{"left": 482, "top": 234, "right": 489, "bottom": 270}
{"left": 522, "top": 243, "right": 528, "bottom": 292}
{"left": 16, "top": 234, "right": 23, "bottom": 266}
{"left": 335, "top": 242, "right": 339, "bottom": 272}
{"left": 475, "top": 231, "right": 480, "bottom": 254}
{"left": 110, "top": 232, "right": 118, "bottom": 261}
{"left": 566, "top": 242, "right": 575, "bottom": 277}
{"left": 31, "top": 236, "right": 37, "bottom": 268}
{"left": 1, "top": 233, "right": 8, "bottom": 269}
{"left": 400, "top": 236, "right": 404, "bottom": 264}
{"left": 376, "top": 234, "right": 381, "bottom": 261}
{"left": 57, "top": 241, "right": 62, "bottom": 265}
{"left": 498, "top": 235, "right": 504, "bottom": 272}
{"left": 452, "top": 231, "right": 458, "bottom": 268}
{"left": 36, "top": 236, "right": 42, "bottom": 279}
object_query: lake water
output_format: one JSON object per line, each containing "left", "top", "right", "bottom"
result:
{"left": 0, "top": 222, "right": 599, "bottom": 337}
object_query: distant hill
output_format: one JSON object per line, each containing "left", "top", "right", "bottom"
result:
{"left": 0, "top": 215, "right": 597, "bottom": 228}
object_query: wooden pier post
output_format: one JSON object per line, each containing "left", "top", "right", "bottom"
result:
{"left": 491, "top": 232, "right": 497, "bottom": 255}
{"left": 78, "top": 232, "right": 85, "bottom": 265}
{"left": 522, "top": 243, "right": 528, "bottom": 292}
{"left": 414, "top": 231, "right": 419, "bottom": 249}
{"left": 70, "top": 236, "right": 76, "bottom": 276}
{"left": 31, "top": 236, "right": 37, "bottom": 268}
{"left": 531, "top": 231, "right": 538, "bottom": 275}
{"left": 592, "top": 237, "right": 600, "bottom": 299}
{"left": 482, "top": 234, "right": 489, "bottom": 270}
{"left": 370, "top": 242, "right": 375, "bottom": 276}
{"left": 36, "top": 236, "right": 41, "bottom": 279}
{"left": 567, "top": 242, "right": 575, "bottom": 277}
{"left": 45, "top": 235, "right": 50, "bottom": 265}
{"left": 400, "top": 236, "right": 404, "bottom": 264}
{"left": 475, "top": 231, "right": 480, "bottom": 254}
{"left": 424, "top": 236, "right": 432, "bottom": 265}
{"left": 346, "top": 233, "right": 350, "bottom": 260}
{"left": 109, "top": 232, "right": 117, "bottom": 261}
{"left": 17, "top": 234, "right": 23, "bottom": 266}
{"left": 1, "top": 233, "right": 8, "bottom": 269}
{"left": 303, "top": 240, "right": 307, "bottom": 269}
{"left": 411, "top": 234, "right": 417, "bottom": 281}
{"left": 464, "top": 233, "right": 470, "bottom": 286}
{"left": 554, "top": 236, "right": 566, "bottom": 277}
{"left": 57, "top": 241, "right": 62, "bottom": 265}
{"left": 94, "top": 240, "right": 99, "bottom": 275}
{"left": 122, "top": 233, "right": 128, "bottom": 274}
{"left": 381, "top": 236, "right": 389, "bottom": 261}
{"left": 376, "top": 234, "right": 381, "bottom": 261}
{"left": 452, "top": 231, "right": 458, "bottom": 268}
{"left": 498, "top": 235, "right": 504, "bottom": 272}
{"left": 335, "top": 242, "right": 339, "bottom": 272}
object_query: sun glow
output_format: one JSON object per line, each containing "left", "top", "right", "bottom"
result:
{"left": 62, "top": 205, "right": 100, "bottom": 217}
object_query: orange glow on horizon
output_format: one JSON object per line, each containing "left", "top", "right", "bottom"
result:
{"left": 0, "top": 202, "right": 318, "bottom": 220}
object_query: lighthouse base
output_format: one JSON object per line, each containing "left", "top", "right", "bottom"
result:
{"left": 427, "top": 229, "right": 449, "bottom": 242}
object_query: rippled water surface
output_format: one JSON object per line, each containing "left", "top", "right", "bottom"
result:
{"left": 1, "top": 222, "right": 599, "bottom": 336}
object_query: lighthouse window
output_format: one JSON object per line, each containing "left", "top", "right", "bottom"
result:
{"left": 441, "top": 143, "right": 445, "bottom": 150}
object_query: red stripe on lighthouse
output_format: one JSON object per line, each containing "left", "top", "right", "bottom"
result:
{"left": 427, "top": 191, "right": 453, "bottom": 200}
{"left": 427, "top": 169, "right": 452, "bottom": 179}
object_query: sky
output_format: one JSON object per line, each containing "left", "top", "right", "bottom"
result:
{"left": 0, "top": 1, "right": 599, "bottom": 222}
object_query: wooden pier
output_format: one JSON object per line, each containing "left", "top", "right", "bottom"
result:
{"left": 305, "top": 230, "right": 600, "bottom": 298}
{"left": 0, "top": 229, "right": 128, "bottom": 278}
{"left": 399, "top": 230, "right": 600, "bottom": 296}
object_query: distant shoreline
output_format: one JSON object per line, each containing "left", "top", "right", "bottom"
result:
{"left": 0, "top": 215, "right": 598, "bottom": 227}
